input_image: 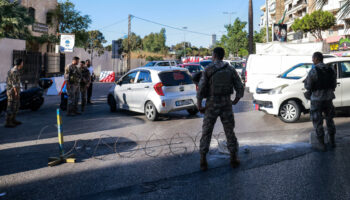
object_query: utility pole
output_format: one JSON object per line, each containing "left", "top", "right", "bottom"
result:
{"left": 248, "top": 0, "right": 254, "bottom": 54}
{"left": 183, "top": 27, "right": 187, "bottom": 58}
{"left": 223, "top": 12, "right": 236, "bottom": 25}
{"left": 265, "top": 0, "right": 269, "bottom": 43}
{"left": 127, "top": 14, "right": 132, "bottom": 72}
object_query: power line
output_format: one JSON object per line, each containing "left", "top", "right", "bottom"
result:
{"left": 97, "top": 17, "right": 129, "bottom": 30}
{"left": 131, "top": 15, "right": 212, "bottom": 37}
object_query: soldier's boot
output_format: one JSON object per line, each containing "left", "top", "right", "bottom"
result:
{"left": 200, "top": 153, "right": 208, "bottom": 171}
{"left": 81, "top": 105, "right": 85, "bottom": 113}
{"left": 230, "top": 153, "right": 240, "bottom": 168}
{"left": 12, "top": 114, "right": 22, "bottom": 125}
{"left": 314, "top": 136, "right": 327, "bottom": 152}
{"left": 328, "top": 134, "right": 336, "bottom": 148}
{"left": 66, "top": 107, "right": 75, "bottom": 116}
{"left": 4, "top": 115, "right": 16, "bottom": 128}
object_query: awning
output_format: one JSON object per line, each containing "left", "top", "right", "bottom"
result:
{"left": 326, "top": 35, "right": 345, "bottom": 44}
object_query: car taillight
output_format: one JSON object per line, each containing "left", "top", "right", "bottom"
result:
{"left": 154, "top": 82, "right": 165, "bottom": 96}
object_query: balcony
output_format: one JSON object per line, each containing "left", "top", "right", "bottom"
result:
{"left": 288, "top": 1, "right": 308, "bottom": 15}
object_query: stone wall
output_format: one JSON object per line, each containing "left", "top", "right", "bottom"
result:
{"left": 0, "top": 38, "right": 26, "bottom": 83}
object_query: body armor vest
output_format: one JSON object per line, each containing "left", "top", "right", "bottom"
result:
{"left": 312, "top": 67, "right": 336, "bottom": 91}
{"left": 209, "top": 64, "right": 234, "bottom": 96}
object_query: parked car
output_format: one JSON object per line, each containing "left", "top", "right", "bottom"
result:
{"left": 253, "top": 57, "right": 350, "bottom": 123}
{"left": 199, "top": 60, "right": 212, "bottom": 68}
{"left": 0, "top": 78, "right": 53, "bottom": 114}
{"left": 178, "top": 64, "right": 204, "bottom": 76}
{"left": 144, "top": 60, "right": 177, "bottom": 67}
{"left": 107, "top": 66, "right": 199, "bottom": 121}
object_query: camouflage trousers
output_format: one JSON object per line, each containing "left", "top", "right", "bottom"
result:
{"left": 80, "top": 85, "right": 88, "bottom": 108}
{"left": 200, "top": 96, "right": 238, "bottom": 155}
{"left": 310, "top": 100, "right": 336, "bottom": 138}
{"left": 6, "top": 94, "right": 20, "bottom": 116}
{"left": 67, "top": 84, "right": 80, "bottom": 112}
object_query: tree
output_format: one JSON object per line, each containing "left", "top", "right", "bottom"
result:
{"left": 0, "top": 0, "right": 33, "bottom": 39}
{"left": 142, "top": 28, "right": 167, "bottom": 53}
{"left": 122, "top": 32, "right": 142, "bottom": 52}
{"left": 291, "top": 10, "right": 336, "bottom": 41}
{"left": 84, "top": 30, "right": 107, "bottom": 56}
{"left": 219, "top": 18, "right": 248, "bottom": 57}
{"left": 254, "top": 27, "right": 272, "bottom": 43}
{"left": 51, "top": 0, "right": 92, "bottom": 47}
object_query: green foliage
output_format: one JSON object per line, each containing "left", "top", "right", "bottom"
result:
{"left": 291, "top": 10, "right": 336, "bottom": 41}
{"left": 122, "top": 32, "right": 142, "bottom": 52}
{"left": 254, "top": 27, "right": 272, "bottom": 43}
{"left": 172, "top": 42, "right": 210, "bottom": 59}
{"left": 0, "top": 0, "right": 33, "bottom": 39}
{"left": 84, "top": 30, "right": 107, "bottom": 56}
{"left": 55, "top": 0, "right": 92, "bottom": 47}
{"left": 238, "top": 48, "right": 248, "bottom": 57}
{"left": 143, "top": 28, "right": 167, "bottom": 53}
{"left": 145, "top": 56, "right": 163, "bottom": 61}
{"left": 219, "top": 18, "right": 248, "bottom": 57}
{"left": 29, "top": 34, "right": 59, "bottom": 44}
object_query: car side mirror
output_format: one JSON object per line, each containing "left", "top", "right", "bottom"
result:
{"left": 116, "top": 80, "right": 122, "bottom": 86}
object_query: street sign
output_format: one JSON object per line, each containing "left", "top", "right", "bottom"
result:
{"left": 32, "top": 22, "right": 48, "bottom": 33}
{"left": 112, "top": 40, "right": 120, "bottom": 58}
{"left": 60, "top": 34, "right": 75, "bottom": 53}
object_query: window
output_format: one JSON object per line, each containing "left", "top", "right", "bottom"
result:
{"left": 340, "top": 62, "right": 350, "bottom": 78}
{"left": 280, "top": 64, "right": 313, "bottom": 79}
{"left": 157, "top": 62, "right": 170, "bottom": 66}
{"left": 28, "top": 7, "right": 35, "bottom": 21}
{"left": 184, "top": 65, "right": 203, "bottom": 73}
{"left": 121, "top": 72, "right": 138, "bottom": 84}
{"left": 145, "top": 62, "right": 156, "bottom": 67}
{"left": 137, "top": 71, "right": 152, "bottom": 83}
{"left": 158, "top": 71, "right": 193, "bottom": 86}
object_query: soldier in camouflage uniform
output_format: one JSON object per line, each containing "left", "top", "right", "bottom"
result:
{"left": 304, "top": 52, "right": 337, "bottom": 151}
{"left": 197, "top": 47, "right": 244, "bottom": 171}
{"left": 5, "top": 59, "right": 24, "bottom": 128}
{"left": 79, "top": 61, "right": 91, "bottom": 112}
{"left": 64, "top": 57, "right": 81, "bottom": 116}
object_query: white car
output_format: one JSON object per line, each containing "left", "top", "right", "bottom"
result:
{"left": 107, "top": 66, "right": 198, "bottom": 121}
{"left": 253, "top": 57, "right": 350, "bottom": 123}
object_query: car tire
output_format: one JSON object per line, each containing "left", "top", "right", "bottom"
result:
{"left": 108, "top": 95, "right": 117, "bottom": 112}
{"left": 187, "top": 108, "right": 199, "bottom": 115}
{"left": 145, "top": 101, "right": 158, "bottom": 121}
{"left": 279, "top": 100, "right": 301, "bottom": 123}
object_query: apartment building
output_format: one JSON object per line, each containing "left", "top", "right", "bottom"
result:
{"left": 260, "top": 0, "right": 350, "bottom": 49}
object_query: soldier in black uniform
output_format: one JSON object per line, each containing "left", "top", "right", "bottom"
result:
{"left": 304, "top": 52, "right": 337, "bottom": 151}
{"left": 197, "top": 47, "right": 244, "bottom": 171}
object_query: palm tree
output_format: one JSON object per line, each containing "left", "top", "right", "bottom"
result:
{"left": 0, "top": 0, "right": 33, "bottom": 39}
{"left": 248, "top": 0, "right": 253, "bottom": 54}
{"left": 314, "top": 0, "right": 350, "bottom": 20}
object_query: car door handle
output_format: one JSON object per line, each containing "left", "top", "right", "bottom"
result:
{"left": 144, "top": 86, "right": 150, "bottom": 88}
{"left": 127, "top": 88, "right": 132, "bottom": 90}
{"left": 337, "top": 82, "right": 341, "bottom": 85}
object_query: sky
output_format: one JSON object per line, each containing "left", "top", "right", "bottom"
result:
{"left": 67, "top": 0, "right": 265, "bottom": 48}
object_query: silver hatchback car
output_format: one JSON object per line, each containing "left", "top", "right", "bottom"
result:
{"left": 107, "top": 66, "right": 198, "bottom": 121}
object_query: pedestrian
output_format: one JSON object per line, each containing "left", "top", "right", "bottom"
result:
{"left": 64, "top": 57, "right": 81, "bottom": 116}
{"left": 86, "top": 59, "right": 95, "bottom": 104}
{"left": 304, "top": 52, "right": 337, "bottom": 151}
{"left": 79, "top": 60, "right": 91, "bottom": 112}
{"left": 4, "top": 58, "right": 24, "bottom": 128}
{"left": 197, "top": 47, "right": 244, "bottom": 171}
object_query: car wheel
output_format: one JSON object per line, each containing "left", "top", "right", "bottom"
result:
{"left": 187, "top": 108, "right": 199, "bottom": 115}
{"left": 279, "top": 100, "right": 301, "bottom": 123}
{"left": 145, "top": 101, "right": 158, "bottom": 121}
{"left": 108, "top": 95, "right": 117, "bottom": 112}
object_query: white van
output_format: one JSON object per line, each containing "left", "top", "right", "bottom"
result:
{"left": 253, "top": 57, "right": 350, "bottom": 123}
{"left": 245, "top": 54, "right": 312, "bottom": 93}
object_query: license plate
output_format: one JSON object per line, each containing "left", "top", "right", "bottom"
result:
{"left": 176, "top": 100, "right": 192, "bottom": 106}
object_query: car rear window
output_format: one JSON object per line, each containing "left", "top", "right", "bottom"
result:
{"left": 185, "top": 65, "right": 203, "bottom": 73}
{"left": 159, "top": 71, "right": 193, "bottom": 86}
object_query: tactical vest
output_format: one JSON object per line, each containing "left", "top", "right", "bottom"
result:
{"left": 209, "top": 64, "right": 234, "bottom": 96}
{"left": 69, "top": 65, "right": 80, "bottom": 84}
{"left": 312, "top": 67, "right": 336, "bottom": 91}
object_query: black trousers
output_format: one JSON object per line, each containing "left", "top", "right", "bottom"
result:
{"left": 87, "top": 82, "right": 93, "bottom": 102}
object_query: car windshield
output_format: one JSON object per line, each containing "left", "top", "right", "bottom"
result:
{"left": 184, "top": 65, "right": 203, "bottom": 73}
{"left": 230, "top": 62, "right": 243, "bottom": 69}
{"left": 279, "top": 63, "right": 313, "bottom": 79}
{"left": 145, "top": 62, "right": 156, "bottom": 66}
{"left": 200, "top": 61, "right": 212, "bottom": 67}
{"left": 159, "top": 71, "right": 193, "bottom": 86}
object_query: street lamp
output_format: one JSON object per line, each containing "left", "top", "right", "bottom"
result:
{"left": 183, "top": 27, "right": 187, "bottom": 58}
{"left": 223, "top": 12, "right": 236, "bottom": 25}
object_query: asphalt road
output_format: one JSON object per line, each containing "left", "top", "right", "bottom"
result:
{"left": 1, "top": 83, "right": 350, "bottom": 200}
